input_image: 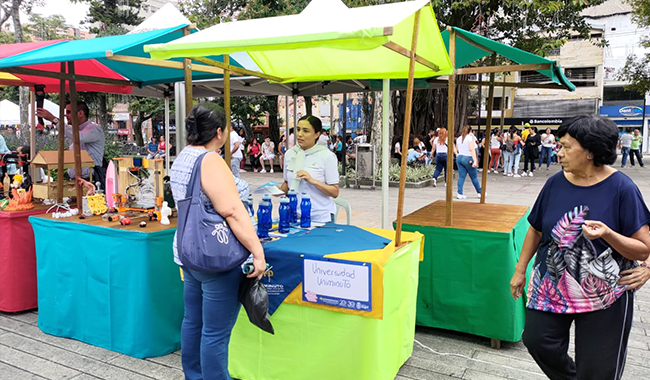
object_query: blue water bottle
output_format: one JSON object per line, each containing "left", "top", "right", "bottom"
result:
{"left": 288, "top": 188, "right": 298, "bottom": 224}
{"left": 300, "top": 193, "right": 312, "bottom": 228}
{"left": 247, "top": 196, "right": 254, "bottom": 215}
{"left": 279, "top": 196, "right": 290, "bottom": 233}
{"left": 262, "top": 193, "right": 273, "bottom": 215}
{"left": 257, "top": 200, "right": 270, "bottom": 238}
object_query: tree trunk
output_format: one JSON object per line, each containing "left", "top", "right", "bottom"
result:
{"left": 304, "top": 96, "right": 312, "bottom": 116}
{"left": 12, "top": 0, "right": 29, "bottom": 143}
{"left": 133, "top": 111, "right": 146, "bottom": 146}
{"left": 267, "top": 95, "right": 280, "bottom": 147}
{"left": 370, "top": 90, "right": 391, "bottom": 169}
{"left": 98, "top": 93, "right": 110, "bottom": 130}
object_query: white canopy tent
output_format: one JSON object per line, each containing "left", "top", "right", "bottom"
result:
{"left": 0, "top": 99, "right": 59, "bottom": 126}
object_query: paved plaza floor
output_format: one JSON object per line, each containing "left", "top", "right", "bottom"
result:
{"left": 3, "top": 159, "right": 650, "bottom": 379}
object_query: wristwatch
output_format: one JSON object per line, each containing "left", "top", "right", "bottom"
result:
{"left": 52, "top": 117, "right": 59, "bottom": 125}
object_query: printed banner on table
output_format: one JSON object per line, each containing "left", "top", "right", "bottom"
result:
{"left": 302, "top": 256, "right": 372, "bottom": 311}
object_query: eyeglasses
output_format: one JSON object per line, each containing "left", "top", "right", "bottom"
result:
{"left": 65, "top": 110, "right": 72, "bottom": 114}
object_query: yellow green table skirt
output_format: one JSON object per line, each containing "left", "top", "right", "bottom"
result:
{"left": 228, "top": 235, "right": 422, "bottom": 380}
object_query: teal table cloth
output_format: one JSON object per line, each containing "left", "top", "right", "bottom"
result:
{"left": 29, "top": 215, "right": 183, "bottom": 358}
{"left": 398, "top": 203, "right": 530, "bottom": 342}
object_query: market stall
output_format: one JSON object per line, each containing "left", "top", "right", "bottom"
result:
{"left": 231, "top": 227, "right": 423, "bottom": 380}
{"left": 29, "top": 215, "right": 182, "bottom": 358}
{"left": 0, "top": 205, "right": 49, "bottom": 312}
{"left": 398, "top": 200, "right": 530, "bottom": 348}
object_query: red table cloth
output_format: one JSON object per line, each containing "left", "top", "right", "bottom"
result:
{"left": 0, "top": 207, "right": 48, "bottom": 312}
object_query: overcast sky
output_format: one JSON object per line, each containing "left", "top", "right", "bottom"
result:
{"left": 23, "top": 0, "right": 90, "bottom": 28}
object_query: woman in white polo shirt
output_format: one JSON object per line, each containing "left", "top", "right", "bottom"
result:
{"left": 277, "top": 115, "right": 340, "bottom": 223}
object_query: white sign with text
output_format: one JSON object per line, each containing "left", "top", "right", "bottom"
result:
{"left": 303, "top": 258, "right": 371, "bottom": 311}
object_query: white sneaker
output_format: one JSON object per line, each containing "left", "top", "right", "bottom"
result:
{"left": 507, "top": 173, "right": 513, "bottom": 177}
{"left": 477, "top": 192, "right": 482, "bottom": 198}
{"left": 432, "top": 178, "right": 437, "bottom": 187}
{"left": 456, "top": 193, "right": 467, "bottom": 199}
{"left": 503, "top": 172, "right": 508, "bottom": 176}
{"left": 260, "top": 169, "right": 267, "bottom": 173}
{"left": 528, "top": 171, "right": 534, "bottom": 177}
{"left": 270, "top": 169, "right": 274, "bottom": 173}
{"left": 520, "top": 172, "right": 527, "bottom": 177}
{"left": 514, "top": 173, "right": 521, "bottom": 178}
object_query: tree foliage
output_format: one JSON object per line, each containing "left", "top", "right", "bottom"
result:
{"left": 178, "top": 0, "right": 247, "bottom": 29}
{"left": 618, "top": 0, "right": 650, "bottom": 94}
{"left": 71, "top": 0, "right": 143, "bottom": 34}
{"left": 26, "top": 14, "right": 72, "bottom": 40}
{"left": 128, "top": 97, "right": 168, "bottom": 146}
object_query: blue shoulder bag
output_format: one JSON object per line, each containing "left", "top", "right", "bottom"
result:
{"left": 177, "top": 152, "right": 249, "bottom": 272}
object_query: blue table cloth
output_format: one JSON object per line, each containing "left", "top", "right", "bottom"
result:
{"left": 30, "top": 215, "right": 183, "bottom": 359}
{"left": 262, "top": 223, "right": 391, "bottom": 313}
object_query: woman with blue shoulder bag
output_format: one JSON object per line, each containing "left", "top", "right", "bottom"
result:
{"left": 170, "top": 103, "right": 266, "bottom": 380}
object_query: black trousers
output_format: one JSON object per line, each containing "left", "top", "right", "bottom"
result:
{"left": 523, "top": 148, "right": 537, "bottom": 172}
{"left": 630, "top": 149, "right": 644, "bottom": 167}
{"left": 522, "top": 291, "right": 634, "bottom": 380}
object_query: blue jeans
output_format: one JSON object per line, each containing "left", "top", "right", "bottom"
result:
{"left": 539, "top": 147, "right": 552, "bottom": 168}
{"left": 621, "top": 147, "right": 630, "bottom": 167}
{"left": 457, "top": 155, "right": 481, "bottom": 195}
{"left": 181, "top": 267, "right": 243, "bottom": 380}
{"left": 433, "top": 153, "right": 447, "bottom": 181}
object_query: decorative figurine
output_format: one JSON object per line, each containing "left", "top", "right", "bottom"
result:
{"left": 160, "top": 201, "right": 171, "bottom": 225}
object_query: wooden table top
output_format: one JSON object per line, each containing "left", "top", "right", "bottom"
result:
{"left": 31, "top": 212, "right": 177, "bottom": 233}
{"left": 399, "top": 200, "right": 529, "bottom": 233}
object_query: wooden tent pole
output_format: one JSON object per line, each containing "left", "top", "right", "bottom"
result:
{"left": 224, "top": 54, "right": 232, "bottom": 168}
{"left": 57, "top": 62, "right": 66, "bottom": 203}
{"left": 30, "top": 89, "right": 36, "bottom": 161}
{"left": 480, "top": 54, "right": 497, "bottom": 204}
{"left": 67, "top": 61, "right": 83, "bottom": 205}
{"left": 499, "top": 74, "right": 507, "bottom": 134}
{"left": 445, "top": 28, "right": 456, "bottom": 226}
{"left": 183, "top": 27, "right": 193, "bottom": 118}
{"left": 395, "top": 9, "right": 421, "bottom": 247}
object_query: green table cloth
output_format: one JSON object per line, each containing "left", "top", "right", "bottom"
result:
{"left": 30, "top": 215, "right": 183, "bottom": 358}
{"left": 400, "top": 209, "right": 530, "bottom": 342}
{"left": 228, "top": 234, "right": 423, "bottom": 380}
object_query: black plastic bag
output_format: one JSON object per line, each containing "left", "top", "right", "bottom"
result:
{"left": 238, "top": 277, "right": 274, "bottom": 334}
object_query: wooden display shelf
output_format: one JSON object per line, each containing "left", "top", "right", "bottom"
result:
{"left": 400, "top": 200, "right": 529, "bottom": 233}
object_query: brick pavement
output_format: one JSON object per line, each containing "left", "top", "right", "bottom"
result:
{"left": 2, "top": 159, "right": 650, "bottom": 380}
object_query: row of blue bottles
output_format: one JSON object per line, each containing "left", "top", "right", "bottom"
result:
{"left": 300, "top": 193, "right": 311, "bottom": 228}
{"left": 256, "top": 200, "right": 271, "bottom": 238}
{"left": 288, "top": 189, "right": 298, "bottom": 224}
{"left": 279, "top": 196, "right": 290, "bottom": 233}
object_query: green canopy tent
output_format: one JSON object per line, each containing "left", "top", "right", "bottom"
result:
{"left": 145, "top": 0, "right": 453, "bottom": 244}
{"left": 437, "top": 27, "right": 575, "bottom": 224}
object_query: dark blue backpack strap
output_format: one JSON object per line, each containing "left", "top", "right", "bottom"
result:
{"left": 185, "top": 151, "right": 211, "bottom": 199}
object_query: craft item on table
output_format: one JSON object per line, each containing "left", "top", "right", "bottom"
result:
{"left": 160, "top": 201, "right": 171, "bottom": 225}
{"left": 4, "top": 173, "right": 34, "bottom": 211}
{"left": 0, "top": 198, "right": 8, "bottom": 210}
{"left": 112, "top": 157, "right": 164, "bottom": 221}
{"left": 105, "top": 160, "right": 117, "bottom": 208}
{"left": 83, "top": 194, "right": 108, "bottom": 216}
{"left": 139, "top": 221, "right": 147, "bottom": 228}
{"left": 120, "top": 217, "right": 131, "bottom": 226}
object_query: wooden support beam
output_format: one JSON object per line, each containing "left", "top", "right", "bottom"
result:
{"left": 445, "top": 27, "right": 456, "bottom": 227}
{"left": 383, "top": 41, "right": 440, "bottom": 72}
{"left": 106, "top": 53, "right": 225, "bottom": 76}
{"left": 68, "top": 61, "right": 83, "bottom": 205}
{"left": 455, "top": 63, "right": 551, "bottom": 75}
{"left": 57, "top": 62, "right": 66, "bottom": 203}
{"left": 427, "top": 78, "right": 568, "bottom": 90}
{"left": 456, "top": 32, "right": 495, "bottom": 55}
{"left": 190, "top": 56, "right": 287, "bottom": 83}
{"left": 0, "top": 67, "right": 141, "bottom": 88}
{"left": 480, "top": 54, "right": 497, "bottom": 204}
{"left": 395, "top": 10, "right": 421, "bottom": 247}
{"left": 224, "top": 54, "right": 232, "bottom": 168}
